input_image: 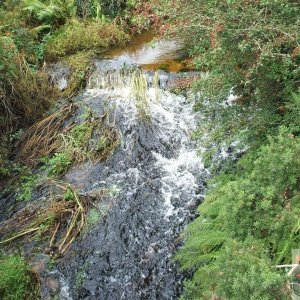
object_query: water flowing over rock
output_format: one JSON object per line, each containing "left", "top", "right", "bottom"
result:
{"left": 52, "top": 61, "right": 209, "bottom": 299}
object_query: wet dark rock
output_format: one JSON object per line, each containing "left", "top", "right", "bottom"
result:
{"left": 53, "top": 71, "right": 208, "bottom": 299}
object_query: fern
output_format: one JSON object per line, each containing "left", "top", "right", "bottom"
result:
{"left": 176, "top": 127, "right": 300, "bottom": 298}
{"left": 23, "top": 0, "right": 76, "bottom": 25}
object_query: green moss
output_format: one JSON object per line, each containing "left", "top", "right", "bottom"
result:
{"left": 87, "top": 208, "right": 101, "bottom": 226}
{"left": 0, "top": 254, "right": 37, "bottom": 300}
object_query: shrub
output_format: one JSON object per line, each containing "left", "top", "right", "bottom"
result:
{"left": 176, "top": 126, "right": 300, "bottom": 299}
{"left": 180, "top": 240, "right": 287, "bottom": 300}
{"left": 75, "top": 0, "right": 127, "bottom": 18}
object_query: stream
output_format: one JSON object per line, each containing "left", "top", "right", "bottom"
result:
{"left": 50, "top": 32, "right": 208, "bottom": 299}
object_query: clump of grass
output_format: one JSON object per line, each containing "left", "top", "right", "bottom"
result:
{"left": 131, "top": 69, "right": 152, "bottom": 122}
{"left": 0, "top": 52, "right": 59, "bottom": 133}
{"left": 45, "top": 19, "right": 129, "bottom": 60}
{"left": 18, "top": 104, "right": 119, "bottom": 172}
{"left": 60, "top": 122, "right": 95, "bottom": 163}
{"left": 0, "top": 182, "right": 102, "bottom": 255}
{"left": 0, "top": 254, "right": 39, "bottom": 300}
{"left": 16, "top": 174, "right": 39, "bottom": 202}
{"left": 42, "top": 112, "right": 120, "bottom": 176}
{"left": 17, "top": 104, "right": 76, "bottom": 166}
{"left": 41, "top": 152, "right": 72, "bottom": 176}
{"left": 61, "top": 51, "right": 93, "bottom": 97}
{"left": 86, "top": 208, "right": 101, "bottom": 226}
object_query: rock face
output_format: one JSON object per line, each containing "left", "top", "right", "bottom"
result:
{"left": 55, "top": 66, "right": 208, "bottom": 299}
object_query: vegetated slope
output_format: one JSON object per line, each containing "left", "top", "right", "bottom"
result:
{"left": 0, "top": 1, "right": 161, "bottom": 299}
{"left": 0, "top": 0, "right": 160, "bottom": 165}
{"left": 159, "top": 0, "right": 300, "bottom": 298}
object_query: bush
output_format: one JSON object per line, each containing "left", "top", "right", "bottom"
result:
{"left": 23, "top": 0, "right": 76, "bottom": 26}
{"left": 176, "top": 126, "right": 300, "bottom": 299}
{"left": 75, "top": 0, "right": 127, "bottom": 18}
{"left": 180, "top": 240, "right": 287, "bottom": 300}
{"left": 165, "top": 0, "right": 300, "bottom": 151}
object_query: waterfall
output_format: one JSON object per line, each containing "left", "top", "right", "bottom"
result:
{"left": 55, "top": 59, "right": 208, "bottom": 299}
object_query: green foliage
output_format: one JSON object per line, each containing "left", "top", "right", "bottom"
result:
{"left": 176, "top": 126, "right": 300, "bottom": 299}
{"left": 40, "top": 114, "right": 119, "bottom": 176}
{"left": 285, "top": 91, "right": 300, "bottom": 134}
{"left": 75, "top": 0, "right": 128, "bottom": 18}
{"left": 180, "top": 240, "right": 287, "bottom": 300}
{"left": 0, "top": 0, "right": 130, "bottom": 137}
{"left": 63, "top": 185, "right": 77, "bottom": 201}
{"left": 40, "top": 121, "right": 93, "bottom": 176}
{"left": 168, "top": 3, "right": 300, "bottom": 296}
{"left": 87, "top": 208, "right": 101, "bottom": 226}
{"left": 23, "top": 0, "right": 76, "bottom": 26}
{"left": 61, "top": 122, "right": 94, "bottom": 160}
{"left": 0, "top": 254, "right": 35, "bottom": 300}
{"left": 16, "top": 174, "right": 39, "bottom": 201}
{"left": 166, "top": 0, "right": 300, "bottom": 155}
{"left": 85, "top": 203, "right": 108, "bottom": 233}
{"left": 0, "top": 36, "right": 17, "bottom": 80}
{"left": 41, "top": 152, "right": 72, "bottom": 176}
{"left": 0, "top": 159, "right": 26, "bottom": 180}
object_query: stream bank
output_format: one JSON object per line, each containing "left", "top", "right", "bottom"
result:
{"left": 53, "top": 33, "right": 207, "bottom": 300}
{"left": 1, "top": 32, "right": 207, "bottom": 300}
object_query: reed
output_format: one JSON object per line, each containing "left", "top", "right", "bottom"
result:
{"left": 130, "top": 69, "right": 152, "bottom": 123}
{"left": 17, "top": 104, "right": 76, "bottom": 166}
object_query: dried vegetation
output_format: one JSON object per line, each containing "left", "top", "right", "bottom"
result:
{"left": 0, "top": 181, "right": 105, "bottom": 256}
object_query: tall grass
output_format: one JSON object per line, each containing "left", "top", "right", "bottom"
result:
{"left": 0, "top": 53, "right": 58, "bottom": 134}
{"left": 0, "top": 254, "right": 38, "bottom": 300}
{"left": 130, "top": 69, "right": 152, "bottom": 122}
{"left": 45, "top": 19, "right": 129, "bottom": 60}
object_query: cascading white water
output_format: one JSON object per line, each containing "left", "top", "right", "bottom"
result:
{"left": 56, "top": 58, "right": 209, "bottom": 299}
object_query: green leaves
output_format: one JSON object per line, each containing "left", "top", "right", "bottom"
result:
{"left": 176, "top": 127, "right": 300, "bottom": 298}
{"left": 23, "top": 0, "right": 76, "bottom": 25}
{"left": 41, "top": 152, "right": 72, "bottom": 176}
{"left": 0, "top": 36, "right": 17, "bottom": 80}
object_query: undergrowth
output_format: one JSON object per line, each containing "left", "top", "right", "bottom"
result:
{"left": 164, "top": 0, "right": 300, "bottom": 298}
{"left": 0, "top": 254, "right": 39, "bottom": 300}
{"left": 0, "top": 181, "right": 103, "bottom": 255}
